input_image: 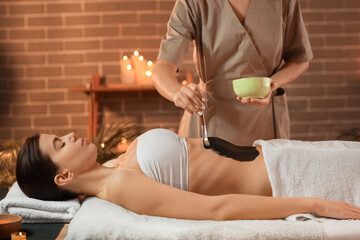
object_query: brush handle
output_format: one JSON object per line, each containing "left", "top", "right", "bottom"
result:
{"left": 200, "top": 115, "right": 211, "bottom": 148}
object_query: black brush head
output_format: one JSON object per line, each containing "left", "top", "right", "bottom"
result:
{"left": 203, "top": 141, "right": 211, "bottom": 149}
{"left": 207, "top": 137, "right": 259, "bottom": 162}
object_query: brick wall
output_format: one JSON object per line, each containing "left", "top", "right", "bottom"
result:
{"left": 288, "top": 0, "right": 360, "bottom": 140}
{"left": 0, "top": 0, "right": 359, "bottom": 143}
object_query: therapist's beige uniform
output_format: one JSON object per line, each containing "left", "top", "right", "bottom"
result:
{"left": 158, "top": 0, "right": 313, "bottom": 145}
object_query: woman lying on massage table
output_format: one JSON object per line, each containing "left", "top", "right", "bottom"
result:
{"left": 16, "top": 128, "right": 360, "bottom": 221}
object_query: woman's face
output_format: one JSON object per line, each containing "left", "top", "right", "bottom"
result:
{"left": 39, "top": 132, "right": 97, "bottom": 174}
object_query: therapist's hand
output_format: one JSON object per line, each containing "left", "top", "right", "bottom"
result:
{"left": 171, "top": 82, "right": 207, "bottom": 115}
{"left": 237, "top": 91, "right": 272, "bottom": 106}
{"left": 236, "top": 81, "right": 276, "bottom": 106}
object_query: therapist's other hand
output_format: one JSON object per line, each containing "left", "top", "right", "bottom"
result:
{"left": 236, "top": 80, "right": 276, "bottom": 106}
{"left": 171, "top": 83, "right": 207, "bottom": 115}
{"left": 237, "top": 91, "right": 272, "bottom": 106}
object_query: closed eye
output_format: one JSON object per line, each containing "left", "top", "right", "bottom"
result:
{"left": 53, "top": 137, "right": 65, "bottom": 151}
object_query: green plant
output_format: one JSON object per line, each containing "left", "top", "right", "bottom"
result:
{"left": 93, "top": 123, "right": 140, "bottom": 164}
{"left": 0, "top": 140, "right": 20, "bottom": 187}
{"left": 337, "top": 128, "right": 360, "bottom": 141}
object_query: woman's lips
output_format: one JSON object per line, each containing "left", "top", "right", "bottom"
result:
{"left": 81, "top": 138, "right": 88, "bottom": 146}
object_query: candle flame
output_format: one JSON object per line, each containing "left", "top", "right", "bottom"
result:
{"left": 139, "top": 55, "right": 144, "bottom": 61}
{"left": 147, "top": 61, "right": 153, "bottom": 66}
{"left": 123, "top": 56, "right": 128, "bottom": 61}
{"left": 100, "top": 143, "right": 105, "bottom": 149}
{"left": 146, "top": 70, "right": 152, "bottom": 77}
{"left": 181, "top": 80, "right": 188, "bottom": 86}
{"left": 127, "top": 64, "right": 132, "bottom": 70}
{"left": 134, "top": 50, "right": 139, "bottom": 56}
{"left": 121, "top": 138, "right": 127, "bottom": 144}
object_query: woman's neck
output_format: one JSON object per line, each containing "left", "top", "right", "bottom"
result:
{"left": 68, "top": 163, "right": 118, "bottom": 198}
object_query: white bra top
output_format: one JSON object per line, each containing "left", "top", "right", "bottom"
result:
{"left": 136, "top": 129, "right": 189, "bottom": 191}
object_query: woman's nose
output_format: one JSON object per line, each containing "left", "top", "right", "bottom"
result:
{"left": 68, "top": 132, "right": 77, "bottom": 142}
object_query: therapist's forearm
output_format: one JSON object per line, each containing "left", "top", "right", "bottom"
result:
{"left": 152, "top": 60, "right": 181, "bottom": 102}
{"left": 271, "top": 61, "right": 309, "bottom": 89}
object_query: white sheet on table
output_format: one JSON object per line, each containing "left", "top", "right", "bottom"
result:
{"left": 66, "top": 197, "right": 324, "bottom": 240}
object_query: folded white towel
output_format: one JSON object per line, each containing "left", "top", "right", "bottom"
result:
{"left": 254, "top": 139, "right": 360, "bottom": 206}
{"left": 0, "top": 182, "right": 80, "bottom": 223}
{"left": 254, "top": 139, "right": 360, "bottom": 239}
{"left": 286, "top": 214, "right": 360, "bottom": 240}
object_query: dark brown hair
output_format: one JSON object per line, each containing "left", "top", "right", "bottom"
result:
{"left": 16, "top": 134, "right": 77, "bottom": 201}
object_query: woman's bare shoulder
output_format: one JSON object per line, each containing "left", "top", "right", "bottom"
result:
{"left": 104, "top": 168, "right": 143, "bottom": 203}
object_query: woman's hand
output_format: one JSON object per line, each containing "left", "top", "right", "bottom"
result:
{"left": 314, "top": 198, "right": 360, "bottom": 220}
{"left": 171, "top": 82, "right": 206, "bottom": 115}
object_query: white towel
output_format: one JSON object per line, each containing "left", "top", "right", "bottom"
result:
{"left": 254, "top": 139, "right": 360, "bottom": 238}
{"left": 285, "top": 214, "right": 360, "bottom": 240}
{"left": 254, "top": 139, "right": 360, "bottom": 206}
{"left": 66, "top": 197, "right": 324, "bottom": 240}
{"left": 0, "top": 182, "right": 80, "bottom": 223}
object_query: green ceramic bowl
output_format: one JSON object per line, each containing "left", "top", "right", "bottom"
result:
{"left": 232, "top": 77, "right": 272, "bottom": 98}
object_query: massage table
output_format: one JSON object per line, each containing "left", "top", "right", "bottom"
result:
{"left": 0, "top": 184, "right": 328, "bottom": 239}
{"left": 66, "top": 197, "right": 326, "bottom": 240}
{"left": 20, "top": 223, "right": 67, "bottom": 240}
{"left": 4, "top": 139, "right": 360, "bottom": 239}
{"left": 3, "top": 194, "right": 360, "bottom": 240}
{"left": 65, "top": 140, "right": 360, "bottom": 240}
{"left": 66, "top": 197, "right": 360, "bottom": 240}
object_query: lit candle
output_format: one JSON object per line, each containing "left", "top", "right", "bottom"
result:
{"left": 124, "top": 64, "right": 135, "bottom": 84}
{"left": 137, "top": 55, "right": 147, "bottom": 84}
{"left": 11, "top": 232, "right": 26, "bottom": 240}
{"left": 144, "top": 60, "right": 155, "bottom": 85}
{"left": 123, "top": 55, "right": 129, "bottom": 62}
{"left": 130, "top": 50, "right": 140, "bottom": 84}
{"left": 117, "top": 138, "right": 130, "bottom": 153}
{"left": 120, "top": 55, "right": 135, "bottom": 84}
{"left": 131, "top": 51, "right": 148, "bottom": 84}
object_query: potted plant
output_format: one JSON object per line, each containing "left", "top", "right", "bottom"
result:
{"left": 93, "top": 123, "right": 140, "bottom": 164}
{"left": 337, "top": 128, "right": 360, "bottom": 141}
{"left": 0, "top": 140, "right": 20, "bottom": 199}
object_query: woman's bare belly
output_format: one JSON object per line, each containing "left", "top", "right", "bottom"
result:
{"left": 186, "top": 138, "right": 272, "bottom": 197}
{"left": 114, "top": 137, "right": 272, "bottom": 197}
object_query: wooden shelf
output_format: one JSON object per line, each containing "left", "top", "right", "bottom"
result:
{"left": 69, "top": 73, "right": 193, "bottom": 142}
{"left": 69, "top": 83, "right": 156, "bottom": 93}
{"left": 68, "top": 74, "right": 158, "bottom": 142}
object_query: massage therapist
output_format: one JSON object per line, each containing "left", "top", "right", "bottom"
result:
{"left": 152, "top": 0, "right": 313, "bottom": 145}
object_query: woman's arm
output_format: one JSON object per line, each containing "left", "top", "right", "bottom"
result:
{"left": 152, "top": 60, "right": 206, "bottom": 115}
{"left": 271, "top": 61, "right": 309, "bottom": 89}
{"left": 109, "top": 169, "right": 360, "bottom": 220}
{"left": 238, "top": 61, "right": 309, "bottom": 106}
